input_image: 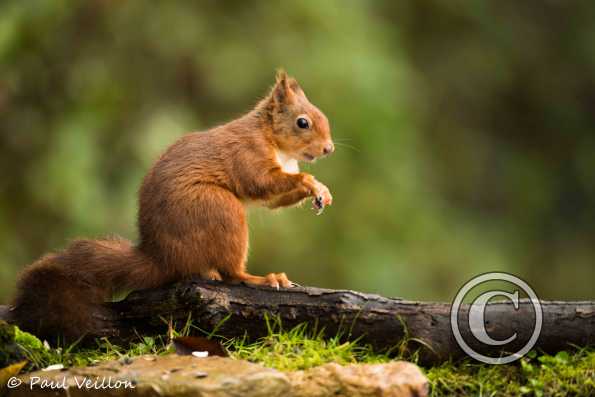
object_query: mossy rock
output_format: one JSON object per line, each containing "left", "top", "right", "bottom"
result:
{"left": 0, "top": 321, "right": 25, "bottom": 368}
{"left": 0, "top": 321, "right": 50, "bottom": 372}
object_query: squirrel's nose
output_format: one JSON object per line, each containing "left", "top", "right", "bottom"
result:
{"left": 323, "top": 143, "right": 335, "bottom": 155}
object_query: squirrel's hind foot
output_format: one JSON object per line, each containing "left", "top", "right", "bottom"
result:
{"left": 228, "top": 271, "right": 293, "bottom": 289}
{"left": 264, "top": 272, "right": 292, "bottom": 289}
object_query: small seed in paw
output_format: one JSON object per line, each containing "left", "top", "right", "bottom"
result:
{"left": 314, "top": 196, "right": 323, "bottom": 209}
{"left": 313, "top": 197, "right": 325, "bottom": 215}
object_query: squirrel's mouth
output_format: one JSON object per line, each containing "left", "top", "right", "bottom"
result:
{"left": 302, "top": 153, "right": 316, "bottom": 162}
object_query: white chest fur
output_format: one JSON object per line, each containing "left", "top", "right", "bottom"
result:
{"left": 275, "top": 150, "right": 300, "bottom": 174}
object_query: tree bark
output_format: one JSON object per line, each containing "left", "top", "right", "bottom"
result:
{"left": 2, "top": 280, "right": 593, "bottom": 363}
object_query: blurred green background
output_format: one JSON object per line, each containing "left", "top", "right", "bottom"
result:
{"left": 1, "top": 1, "right": 594, "bottom": 303}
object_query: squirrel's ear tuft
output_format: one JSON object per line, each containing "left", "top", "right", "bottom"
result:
{"left": 271, "top": 69, "right": 296, "bottom": 106}
{"left": 275, "top": 69, "right": 288, "bottom": 84}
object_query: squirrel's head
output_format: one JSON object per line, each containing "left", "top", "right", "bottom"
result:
{"left": 265, "top": 70, "right": 334, "bottom": 162}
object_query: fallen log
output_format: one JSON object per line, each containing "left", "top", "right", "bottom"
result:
{"left": 1, "top": 280, "right": 593, "bottom": 363}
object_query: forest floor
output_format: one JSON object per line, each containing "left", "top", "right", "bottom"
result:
{"left": 9, "top": 322, "right": 595, "bottom": 397}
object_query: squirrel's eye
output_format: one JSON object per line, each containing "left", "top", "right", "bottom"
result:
{"left": 296, "top": 117, "right": 310, "bottom": 129}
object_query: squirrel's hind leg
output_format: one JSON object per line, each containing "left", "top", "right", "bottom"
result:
{"left": 180, "top": 185, "right": 293, "bottom": 289}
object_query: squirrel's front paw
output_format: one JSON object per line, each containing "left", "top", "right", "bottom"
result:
{"left": 301, "top": 174, "right": 332, "bottom": 215}
{"left": 312, "top": 181, "right": 332, "bottom": 215}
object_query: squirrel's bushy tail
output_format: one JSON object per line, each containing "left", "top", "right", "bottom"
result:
{"left": 10, "top": 237, "right": 163, "bottom": 343}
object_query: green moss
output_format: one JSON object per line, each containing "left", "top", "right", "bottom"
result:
{"left": 13, "top": 327, "right": 44, "bottom": 351}
{"left": 426, "top": 349, "right": 595, "bottom": 397}
{"left": 227, "top": 322, "right": 391, "bottom": 371}
{"left": 0, "top": 321, "right": 25, "bottom": 367}
{"left": 3, "top": 325, "right": 172, "bottom": 371}
{"left": 4, "top": 320, "right": 594, "bottom": 396}
{"left": 225, "top": 321, "right": 594, "bottom": 396}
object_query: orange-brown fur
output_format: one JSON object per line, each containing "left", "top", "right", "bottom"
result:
{"left": 10, "top": 71, "right": 334, "bottom": 342}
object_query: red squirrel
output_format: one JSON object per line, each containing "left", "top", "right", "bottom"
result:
{"left": 10, "top": 70, "right": 334, "bottom": 342}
